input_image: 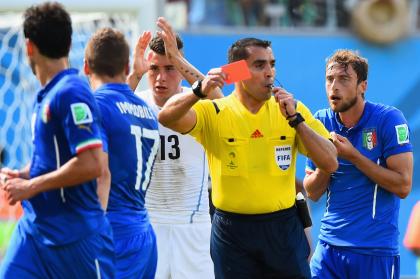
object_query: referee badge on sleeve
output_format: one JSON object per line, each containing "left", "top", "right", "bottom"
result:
{"left": 71, "top": 103, "right": 93, "bottom": 125}
{"left": 275, "top": 145, "right": 292, "bottom": 170}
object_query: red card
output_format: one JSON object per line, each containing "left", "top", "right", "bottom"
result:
{"left": 221, "top": 60, "right": 251, "bottom": 84}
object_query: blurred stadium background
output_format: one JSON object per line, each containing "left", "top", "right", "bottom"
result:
{"left": 0, "top": 0, "right": 419, "bottom": 277}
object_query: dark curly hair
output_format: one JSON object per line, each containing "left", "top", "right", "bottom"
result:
{"left": 23, "top": 2, "right": 72, "bottom": 59}
{"left": 149, "top": 34, "right": 183, "bottom": 55}
{"left": 326, "top": 49, "right": 368, "bottom": 84}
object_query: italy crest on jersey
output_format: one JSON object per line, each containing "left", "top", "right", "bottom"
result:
{"left": 362, "top": 128, "right": 377, "bottom": 150}
{"left": 275, "top": 145, "right": 291, "bottom": 170}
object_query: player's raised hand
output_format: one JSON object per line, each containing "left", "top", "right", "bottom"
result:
{"left": 133, "top": 31, "right": 152, "bottom": 78}
{"left": 330, "top": 132, "right": 358, "bottom": 161}
{"left": 156, "top": 17, "right": 182, "bottom": 61}
{"left": 273, "top": 87, "right": 297, "bottom": 119}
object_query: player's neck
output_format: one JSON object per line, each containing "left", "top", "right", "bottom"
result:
{"left": 152, "top": 85, "right": 182, "bottom": 108}
{"left": 338, "top": 100, "right": 365, "bottom": 128}
{"left": 36, "top": 57, "right": 69, "bottom": 86}
{"left": 90, "top": 74, "right": 126, "bottom": 91}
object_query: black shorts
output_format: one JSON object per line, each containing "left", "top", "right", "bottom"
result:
{"left": 211, "top": 206, "right": 310, "bottom": 279}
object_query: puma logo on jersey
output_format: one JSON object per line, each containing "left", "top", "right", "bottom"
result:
{"left": 251, "top": 129, "right": 263, "bottom": 138}
{"left": 78, "top": 124, "right": 93, "bottom": 134}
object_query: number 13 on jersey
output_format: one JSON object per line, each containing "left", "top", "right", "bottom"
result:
{"left": 130, "top": 125, "right": 159, "bottom": 191}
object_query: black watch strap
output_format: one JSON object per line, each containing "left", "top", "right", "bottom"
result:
{"left": 192, "top": 80, "right": 206, "bottom": 99}
{"left": 288, "top": 112, "right": 305, "bottom": 128}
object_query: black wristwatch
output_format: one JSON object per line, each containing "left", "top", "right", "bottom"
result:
{"left": 288, "top": 112, "right": 305, "bottom": 128}
{"left": 192, "top": 80, "right": 206, "bottom": 99}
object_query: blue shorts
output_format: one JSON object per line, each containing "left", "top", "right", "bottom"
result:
{"left": 310, "top": 240, "right": 400, "bottom": 279}
{"left": 0, "top": 221, "right": 115, "bottom": 279}
{"left": 114, "top": 223, "right": 157, "bottom": 279}
{"left": 211, "top": 206, "right": 310, "bottom": 279}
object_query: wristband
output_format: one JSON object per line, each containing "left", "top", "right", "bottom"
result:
{"left": 288, "top": 112, "right": 305, "bottom": 128}
{"left": 191, "top": 80, "right": 206, "bottom": 99}
{"left": 286, "top": 113, "right": 298, "bottom": 120}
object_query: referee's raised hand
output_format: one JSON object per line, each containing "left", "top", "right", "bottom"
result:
{"left": 272, "top": 87, "right": 296, "bottom": 119}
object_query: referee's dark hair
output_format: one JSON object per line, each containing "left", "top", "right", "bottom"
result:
{"left": 85, "top": 28, "right": 129, "bottom": 78}
{"left": 228, "top": 38, "right": 271, "bottom": 63}
{"left": 23, "top": 2, "right": 72, "bottom": 59}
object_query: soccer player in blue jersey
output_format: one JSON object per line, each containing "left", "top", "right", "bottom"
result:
{"left": 0, "top": 2, "right": 115, "bottom": 278}
{"left": 304, "top": 49, "right": 413, "bottom": 279}
{"left": 84, "top": 27, "right": 160, "bottom": 279}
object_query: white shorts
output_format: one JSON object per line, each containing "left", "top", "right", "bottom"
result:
{"left": 152, "top": 222, "right": 214, "bottom": 279}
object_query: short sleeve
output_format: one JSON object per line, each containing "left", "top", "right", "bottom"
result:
{"left": 53, "top": 84, "right": 103, "bottom": 155}
{"left": 380, "top": 108, "right": 413, "bottom": 159}
{"left": 189, "top": 99, "right": 215, "bottom": 145}
{"left": 95, "top": 97, "right": 109, "bottom": 154}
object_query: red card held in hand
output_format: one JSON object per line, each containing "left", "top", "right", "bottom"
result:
{"left": 221, "top": 60, "right": 251, "bottom": 84}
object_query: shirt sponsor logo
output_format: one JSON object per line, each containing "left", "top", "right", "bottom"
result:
{"left": 275, "top": 145, "right": 291, "bottom": 170}
{"left": 362, "top": 128, "right": 377, "bottom": 150}
{"left": 70, "top": 103, "right": 93, "bottom": 125}
{"left": 395, "top": 124, "right": 409, "bottom": 144}
{"left": 250, "top": 129, "right": 263, "bottom": 138}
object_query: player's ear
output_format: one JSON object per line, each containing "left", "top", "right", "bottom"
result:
{"left": 83, "top": 59, "right": 90, "bottom": 75}
{"left": 25, "top": 39, "right": 34, "bottom": 57}
{"left": 125, "top": 63, "right": 129, "bottom": 75}
{"left": 359, "top": 80, "right": 367, "bottom": 96}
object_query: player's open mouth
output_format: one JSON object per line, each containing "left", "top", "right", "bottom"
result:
{"left": 155, "top": 86, "right": 167, "bottom": 91}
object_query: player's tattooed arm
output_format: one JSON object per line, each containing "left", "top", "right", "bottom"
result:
{"left": 156, "top": 17, "right": 223, "bottom": 100}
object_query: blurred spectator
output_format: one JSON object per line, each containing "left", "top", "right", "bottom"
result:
{"left": 239, "top": 0, "right": 269, "bottom": 26}
{"left": 189, "top": 0, "right": 232, "bottom": 26}
{"left": 336, "top": 0, "right": 350, "bottom": 27}
{"left": 186, "top": 0, "right": 351, "bottom": 28}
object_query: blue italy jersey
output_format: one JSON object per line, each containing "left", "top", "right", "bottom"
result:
{"left": 21, "top": 68, "right": 107, "bottom": 245}
{"left": 94, "top": 83, "right": 159, "bottom": 238}
{"left": 306, "top": 101, "right": 412, "bottom": 255}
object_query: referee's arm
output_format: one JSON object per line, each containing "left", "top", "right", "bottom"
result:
{"left": 303, "top": 168, "right": 330, "bottom": 202}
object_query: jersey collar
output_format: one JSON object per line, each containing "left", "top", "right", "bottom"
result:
{"left": 37, "top": 68, "right": 78, "bottom": 101}
{"left": 333, "top": 101, "right": 373, "bottom": 132}
{"left": 96, "top": 83, "right": 132, "bottom": 95}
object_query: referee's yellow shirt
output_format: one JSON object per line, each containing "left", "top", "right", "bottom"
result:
{"left": 190, "top": 93, "right": 329, "bottom": 214}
